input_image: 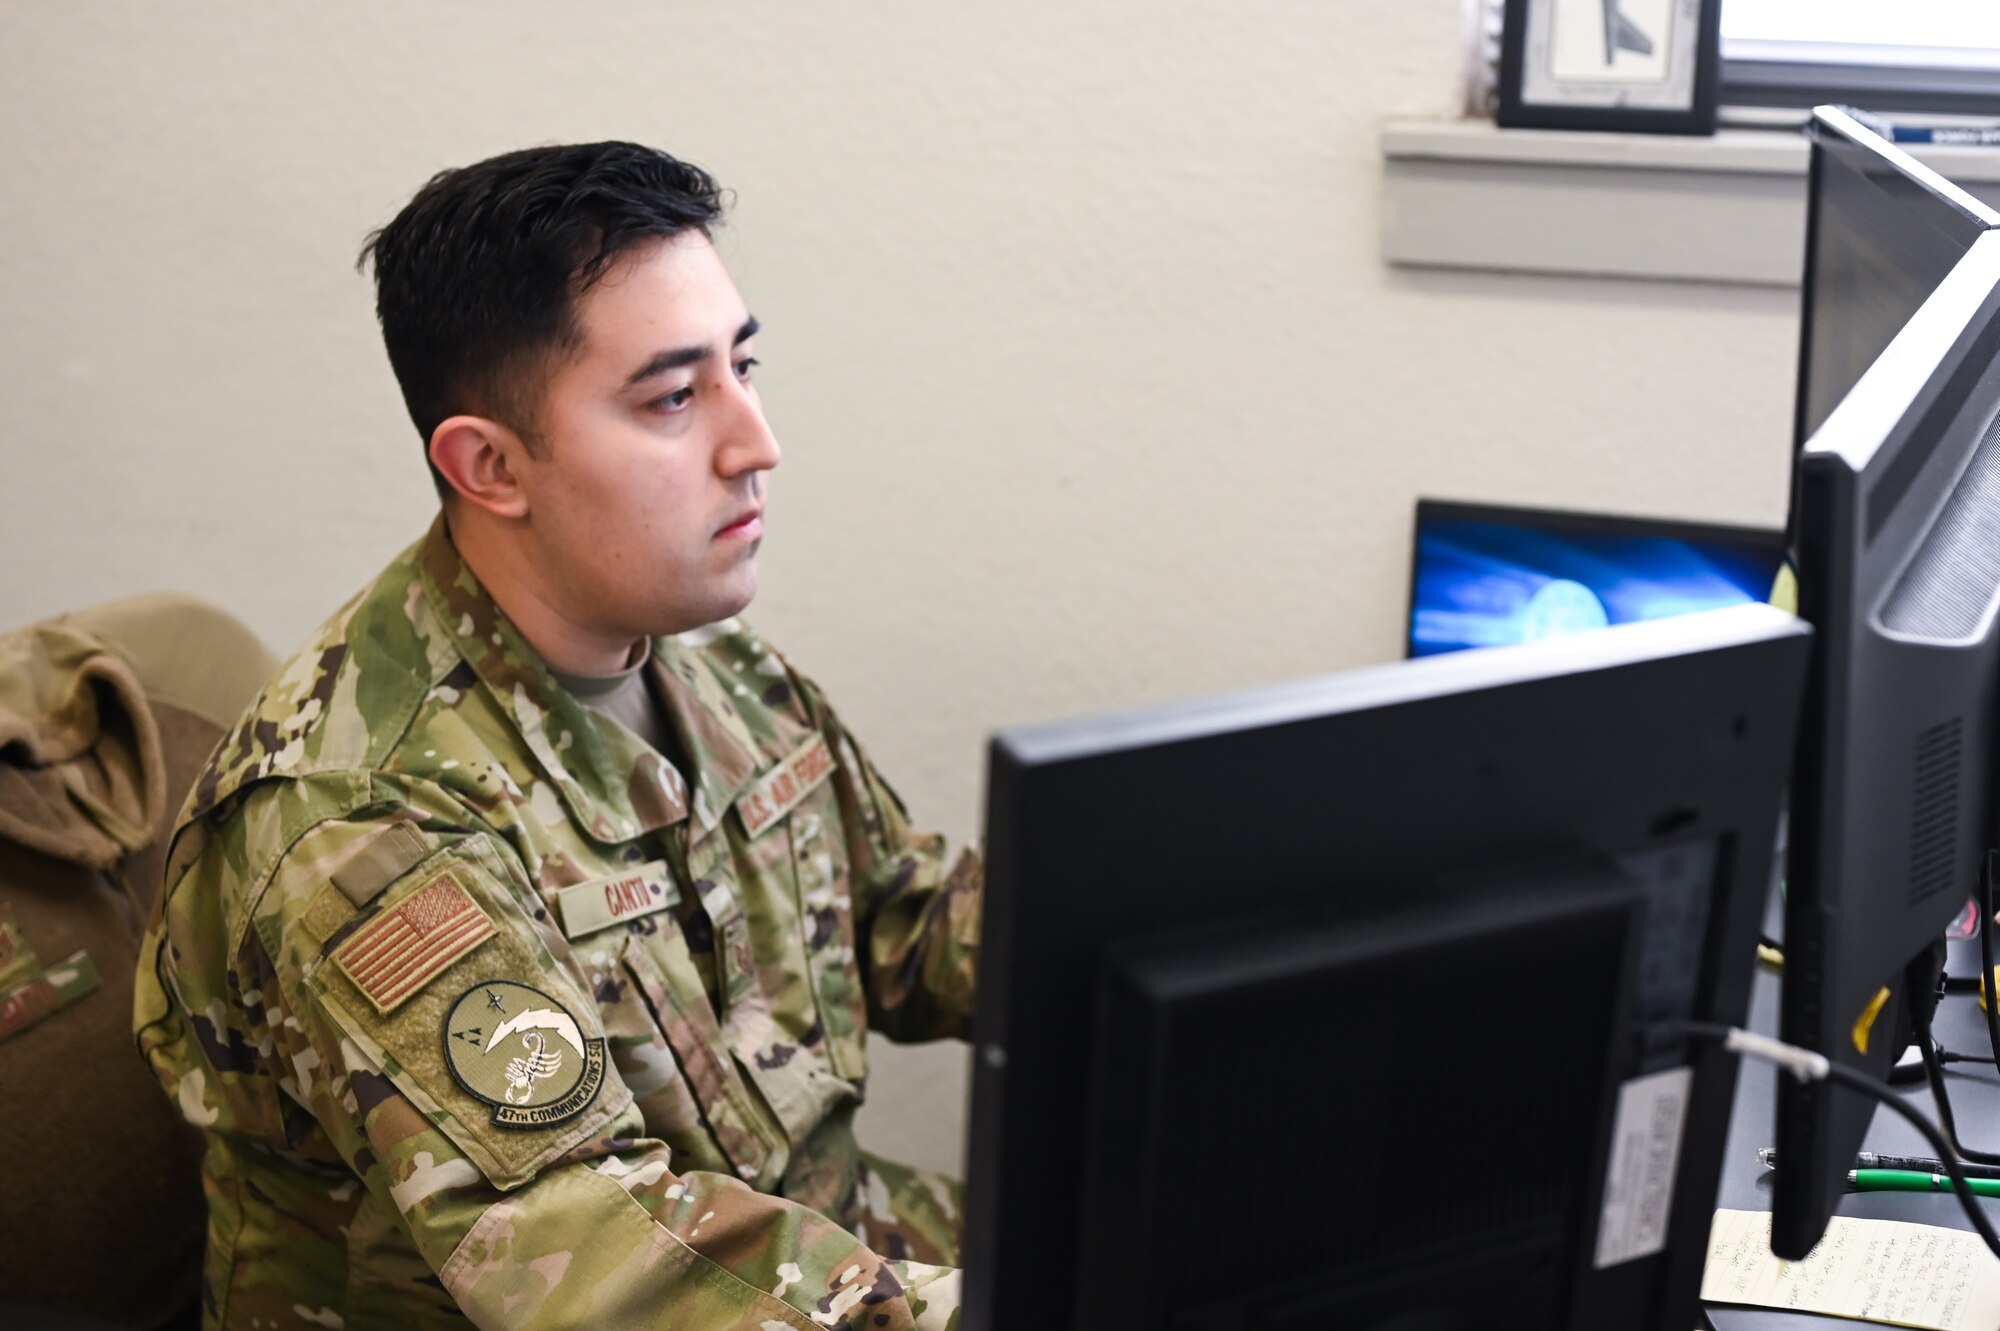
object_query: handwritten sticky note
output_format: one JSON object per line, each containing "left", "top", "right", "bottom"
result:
{"left": 1703, "top": 1208, "right": 2000, "bottom": 1330}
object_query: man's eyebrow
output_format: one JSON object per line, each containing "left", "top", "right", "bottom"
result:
{"left": 623, "top": 315, "right": 762, "bottom": 388}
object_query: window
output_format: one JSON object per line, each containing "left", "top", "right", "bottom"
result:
{"left": 1721, "top": 0, "right": 2000, "bottom": 117}
{"left": 1724, "top": 1, "right": 2000, "bottom": 55}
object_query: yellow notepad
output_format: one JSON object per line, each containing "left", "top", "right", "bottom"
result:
{"left": 1703, "top": 1208, "right": 2000, "bottom": 1330}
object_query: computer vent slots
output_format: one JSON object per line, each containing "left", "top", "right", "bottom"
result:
{"left": 1910, "top": 717, "right": 1962, "bottom": 905}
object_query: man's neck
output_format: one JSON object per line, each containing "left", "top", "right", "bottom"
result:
{"left": 443, "top": 508, "right": 646, "bottom": 677}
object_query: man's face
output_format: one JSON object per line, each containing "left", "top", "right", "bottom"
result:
{"left": 519, "top": 232, "right": 779, "bottom": 640}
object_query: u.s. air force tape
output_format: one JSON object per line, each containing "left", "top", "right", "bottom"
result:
{"left": 736, "top": 732, "right": 834, "bottom": 838}
{"left": 442, "top": 981, "right": 605, "bottom": 1129}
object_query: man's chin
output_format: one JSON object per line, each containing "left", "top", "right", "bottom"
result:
{"left": 659, "top": 579, "right": 757, "bottom": 638}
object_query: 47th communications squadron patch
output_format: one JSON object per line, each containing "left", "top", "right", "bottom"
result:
{"left": 442, "top": 980, "right": 605, "bottom": 1129}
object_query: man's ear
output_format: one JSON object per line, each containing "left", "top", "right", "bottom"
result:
{"left": 430, "top": 415, "right": 531, "bottom": 519}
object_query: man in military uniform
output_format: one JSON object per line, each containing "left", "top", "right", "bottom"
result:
{"left": 135, "top": 143, "right": 981, "bottom": 1329}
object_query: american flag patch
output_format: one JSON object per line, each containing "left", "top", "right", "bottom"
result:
{"left": 334, "top": 870, "right": 495, "bottom": 1014}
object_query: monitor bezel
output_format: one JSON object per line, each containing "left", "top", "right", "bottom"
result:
{"left": 1788, "top": 104, "right": 2000, "bottom": 542}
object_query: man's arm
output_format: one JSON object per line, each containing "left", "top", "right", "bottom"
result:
{"left": 795, "top": 673, "right": 982, "bottom": 1045}
{"left": 264, "top": 982, "right": 960, "bottom": 1330}
{"left": 141, "top": 799, "right": 961, "bottom": 1330}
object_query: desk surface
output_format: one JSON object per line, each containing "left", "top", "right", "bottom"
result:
{"left": 1704, "top": 935, "right": 2000, "bottom": 1330}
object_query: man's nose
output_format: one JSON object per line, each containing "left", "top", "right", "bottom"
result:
{"left": 719, "top": 381, "right": 781, "bottom": 476}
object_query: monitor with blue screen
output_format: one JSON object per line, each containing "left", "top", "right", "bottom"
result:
{"left": 1407, "top": 499, "right": 1787, "bottom": 659}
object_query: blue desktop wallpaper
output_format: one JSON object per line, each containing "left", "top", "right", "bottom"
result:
{"left": 1410, "top": 518, "right": 1783, "bottom": 658}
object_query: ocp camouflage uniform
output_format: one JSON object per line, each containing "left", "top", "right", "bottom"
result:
{"left": 134, "top": 518, "right": 982, "bottom": 1330}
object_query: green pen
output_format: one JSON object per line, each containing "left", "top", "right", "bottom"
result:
{"left": 1849, "top": 1168, "right": 2000, "bottom": 1199}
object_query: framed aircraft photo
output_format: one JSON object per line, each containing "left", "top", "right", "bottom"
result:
{"left": 1497, "top": 0, "right": 1721, "bottom": 134}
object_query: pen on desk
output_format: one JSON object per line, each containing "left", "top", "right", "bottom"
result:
{"left": 1849, "top": 1169, "right": 2000, "bottom": 1198}
{"left": 1759, "top": 1146, "right": 2000, "bottom": 1180}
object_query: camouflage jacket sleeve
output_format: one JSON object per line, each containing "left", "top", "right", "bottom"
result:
{"left": 139, "top": 781, "right": 962, "bottom": 1330}
{"left": 791, "top": 671, "right": 982, "bottom": 1045}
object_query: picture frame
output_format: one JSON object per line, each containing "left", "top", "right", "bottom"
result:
{"left": 1496, "top": 0, "right": 1722, "bottom": 135}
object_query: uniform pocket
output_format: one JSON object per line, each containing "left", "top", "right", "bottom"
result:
{"left": 619, "top": 930, "right": 789, "bottom": 1188}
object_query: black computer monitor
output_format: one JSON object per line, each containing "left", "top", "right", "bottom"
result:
{"left": 1774, "top": 216, "right": 2000, "bottom": 1258}
{"left": 962, "top": 604, "right": 1810, "bottom": 1331}
{"left": 1407, "top": 499, "right": 1786, "bottom": 659}
{"left": 1790, "top": 106, "right": 1998, "bottom": 521}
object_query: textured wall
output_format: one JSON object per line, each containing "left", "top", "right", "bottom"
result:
{"left": 0, "top": 2, "right": 1797, "bottom": 1178}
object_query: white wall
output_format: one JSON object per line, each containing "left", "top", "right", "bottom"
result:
{"left": 0, "top": 2, "right": 1798, "bottom": 1178}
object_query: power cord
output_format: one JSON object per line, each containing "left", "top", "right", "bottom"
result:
{"left": 1979, "top": 851, "right": 2000, "bottom": 1089}
{"left": 1891, "top": 1041, "right": 1981, "bottom": 1086}
{"left": 1917, "top": 1037, "right": 2000, "bottom": 1165}
{"left": 1916, "top": 855, "right": 2000, "bottom": 1165}
{"left": 1659, "top": 1018, "right": 2000, "bottom": 1261}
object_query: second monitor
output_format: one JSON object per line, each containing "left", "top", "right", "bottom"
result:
{"left": 1408, "top": 499, "right": 1786, "bottom": 658}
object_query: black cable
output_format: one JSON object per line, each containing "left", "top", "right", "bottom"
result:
{"left": 1663, "top": 1018, "right": 2000, "bottom": 1261}
{"left": 1917, "top": 854, "right": 2000, "bottom": 1163}
{"left": 1889, "top": 1042, "right": 1979, "bottom": 1086}
{"left": 1917, "top": 1037, "right": 2000, "bottom": 1168}
{"left": 1980, "top": 851, "right": 2000, "bottom": 1080}
{"left": 1823, "top": 1061, "right": 2000, "bottom": 1257}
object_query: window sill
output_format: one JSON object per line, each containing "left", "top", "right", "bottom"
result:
{"left": 1380, "top": 118, "right": 2000, "bottom": 286}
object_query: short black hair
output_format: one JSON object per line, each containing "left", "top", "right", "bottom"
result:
{"left": 358, "top": 142, "right": 728, "bottom": 494}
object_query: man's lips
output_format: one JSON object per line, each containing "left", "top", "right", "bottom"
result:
{"left": 716, "top": 507, "right": 764, "bottom": 539}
